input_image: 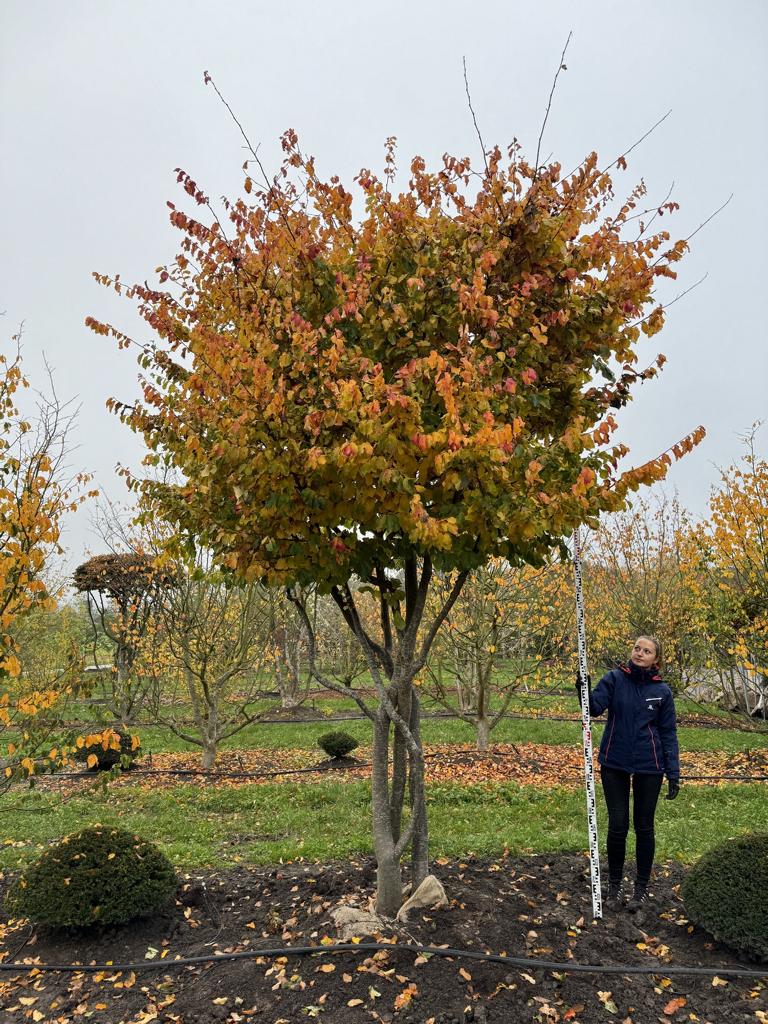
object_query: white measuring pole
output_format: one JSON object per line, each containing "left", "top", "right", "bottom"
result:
{"left": 572, "top": 527, "right": 603, "bottom": 919}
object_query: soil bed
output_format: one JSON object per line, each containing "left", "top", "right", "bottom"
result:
{"left": 1, "top": 853, "right": 764, "bottom": 1023}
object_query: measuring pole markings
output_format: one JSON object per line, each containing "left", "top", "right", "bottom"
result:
{"left": 573, "top": 527, "right": 603, "bottom": 919}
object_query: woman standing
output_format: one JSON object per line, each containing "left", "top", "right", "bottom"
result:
{"left": 578, "top": 636, "right": 680, "bottom": 911}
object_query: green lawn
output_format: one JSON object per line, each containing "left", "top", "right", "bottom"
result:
{"left": 128, "top": 712, "right": 768, "bottom": 757}
{"left": 1, "top": 779, "right": 764, "bottom": 872}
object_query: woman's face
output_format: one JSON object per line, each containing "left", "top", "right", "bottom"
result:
{"left": 630, "top": 637, "right": 658, "bottom": 669}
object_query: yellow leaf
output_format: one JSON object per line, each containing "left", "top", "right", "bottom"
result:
{"left": 87, "top": 754, "right": 99, "bottom": 769}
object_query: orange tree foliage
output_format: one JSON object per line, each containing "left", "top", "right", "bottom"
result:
{"left": 90, "top": 123, "right": 704, "bottom": 913}
{"left": 0, "top": 338, "right": 93, "bottom": 790}
{"left": 580, "top": 494, "right": 709, "bottom": 688}
{"left": 688, "top": 434, "right": 768, "bottom": 693}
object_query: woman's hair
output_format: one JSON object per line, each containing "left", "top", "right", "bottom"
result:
{"left": 636, "top": 635, "right": 663, "bottom": 670}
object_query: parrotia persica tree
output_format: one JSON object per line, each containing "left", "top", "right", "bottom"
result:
{"left": 89, "top": 110, "right": 704, "bottom": 914}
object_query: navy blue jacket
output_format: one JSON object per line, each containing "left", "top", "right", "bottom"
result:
{"left": 588, "top": 662, "right": 680, "bottom": 780}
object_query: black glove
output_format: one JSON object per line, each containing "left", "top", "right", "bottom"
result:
{"left": 575, "top": 673, "right": 591, "bottom": 707}
{"left": 665, "top": 779, "right": 680, "bottom": 801}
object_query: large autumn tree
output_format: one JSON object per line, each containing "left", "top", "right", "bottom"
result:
{"left": 90, "top": 107, "right": 704, "bottom": 913}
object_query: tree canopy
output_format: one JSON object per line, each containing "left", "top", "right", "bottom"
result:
{"left": 90, "top": 133, "right": 704, "bottom": 591}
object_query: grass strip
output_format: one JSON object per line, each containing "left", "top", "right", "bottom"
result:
{"left": 1, "top": 779, "right": 764, "bottom": 872}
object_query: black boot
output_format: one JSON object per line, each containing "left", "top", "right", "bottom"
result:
{"left": 606, "top": 879, "right": 627, "bottom": 911}
{"left": 627, "top": 882, "right": 650, "bottom": 913}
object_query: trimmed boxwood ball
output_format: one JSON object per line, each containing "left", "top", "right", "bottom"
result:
{"left": 317, "top": 730, "right": 359, "bottom": 760}
{"left": 682, "top": 832, "right": 768, "bottom": 960}
{"left": 6, "top": 826, "right": 178, "bottom": 928}
{"left": 73, "top": 728, "right": 140, "bottom": 771}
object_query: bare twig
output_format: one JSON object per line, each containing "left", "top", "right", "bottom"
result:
{"left": 463, "top": 57, "right": 489, "bottom": 175}
{"left": 534, "top": 31, "right": 572, "bottom": 175}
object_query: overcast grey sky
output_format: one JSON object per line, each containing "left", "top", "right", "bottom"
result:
{"left": 2, "top": 0, "right": 766, "bottom": 564}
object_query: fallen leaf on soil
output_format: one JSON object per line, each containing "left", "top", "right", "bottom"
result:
{"left": 662, "top": 996, "right": 687, "bottom": 1014}
{"left": 598, "top": 990, "right": 618, "bottom": 1013}
{"left": 712, "top": 977, "right": 728, "bottom": 987}
{"left": 394, "top": 983, "right": 418, "bottom": 1010}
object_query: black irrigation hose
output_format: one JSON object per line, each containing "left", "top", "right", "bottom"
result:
{"left": 0, "top": 940, "right": 765, "bottom": 978}
{"left": 58, "top": 709, "right": 761, "bottom": 731}
{"left": 33, "top": 766, "right": 768, "bottom": 783}
{"left": 35, "top": 743, "right": 768, "bottom": 785}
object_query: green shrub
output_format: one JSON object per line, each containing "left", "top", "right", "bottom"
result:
{"left": 682, "top": 832, "right": 768, "bottom": 959}
{"left": 6, "top": 826, "right": 177, "bottom": 928}
{"left": 317, "top": 730, "right": 359, "bottom": 760}
{"left": 73, "top": 728, "right": 140, "bottom": 771}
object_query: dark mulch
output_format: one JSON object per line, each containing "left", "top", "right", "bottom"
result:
{"left": 0, "top": 854, "right": 765, "bottom": 1023}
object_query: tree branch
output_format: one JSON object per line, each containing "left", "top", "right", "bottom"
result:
{"left": 414, "top": 568, "right": 470, "bottom": 673}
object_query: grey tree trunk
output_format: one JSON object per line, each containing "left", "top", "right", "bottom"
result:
{"left": 201, "top": 741, "right": 217, "bottom": 770}
{"left": 115, "top": 647, "right": 132, "bottom": 728}
{"left": 371, "top": 710, "right": 403, "bottom": 915}
{"left": 409, "top": 691, "right": 429, "bottom": 887}
{"left": 476, "top": 715, "right": 491, "bottom": 752}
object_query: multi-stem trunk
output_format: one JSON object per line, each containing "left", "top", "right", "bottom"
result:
{"left": 292, "top": 557, "right": 466, "bottom": 918}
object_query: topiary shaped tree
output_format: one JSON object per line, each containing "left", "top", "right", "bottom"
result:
{"left": 318, "top": 730, "right": 359, "bottom": 760}
{"left": 682, "top": 833, "right": 768, "bottom": 960}
{"left": 6, "top": 826, "right": 177, "bottom": 928}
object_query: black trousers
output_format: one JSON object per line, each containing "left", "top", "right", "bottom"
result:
{"left": 600, "top": 765, "right": 663, "bottom": 886}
